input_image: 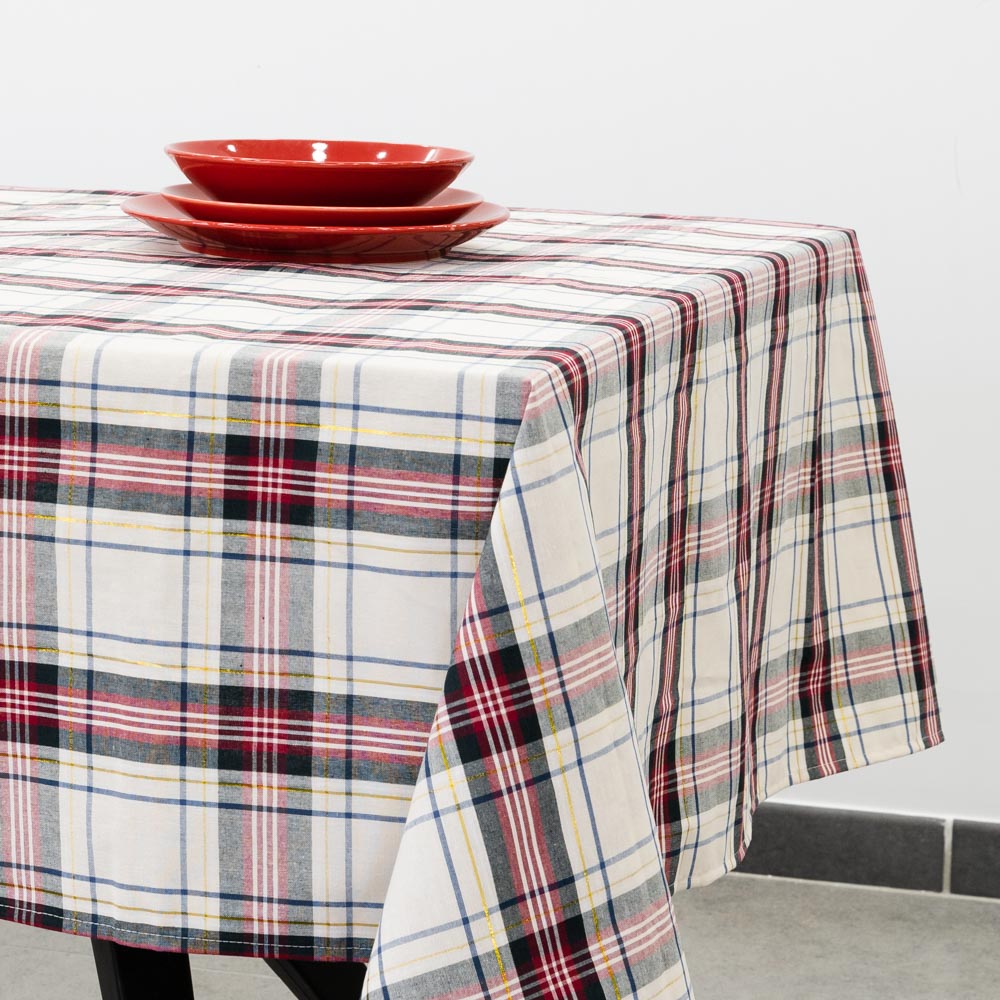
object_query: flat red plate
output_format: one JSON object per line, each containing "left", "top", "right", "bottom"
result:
{"left": 165, "top": 139, "right": 473, "bottom": 206}
{"left": 161, "top": 183, "right": 485, "bottom": 227}
{"left": 121, "top": 194, "right": 509, "bottom": 265}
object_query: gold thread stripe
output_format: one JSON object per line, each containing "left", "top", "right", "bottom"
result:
{"left": 5, "top": 508, "right": 484, "bottom": 559}
{"left": 0, "top": 641, "right": 442, "bottom": 691}
{"left": 0, "top": 751, "right": 413, "bottom": 802}
{"left": 0, "top": 880, "right": 378, "bottom": 928}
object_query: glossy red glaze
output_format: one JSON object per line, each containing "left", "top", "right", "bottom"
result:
{"left": 165, "top": 140, "right": 473, "bottom": 206}
{"left": 121, "top": 194, "right": 509, "bottom": 265}
{"left": 160, "top": 184, "right": 484, "bottom": 227}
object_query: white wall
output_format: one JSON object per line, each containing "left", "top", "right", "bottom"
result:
{"left": 2, "top": 0, "right": 997, "bottom": 820}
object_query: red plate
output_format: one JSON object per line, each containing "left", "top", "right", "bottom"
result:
{"left": 165, "top": 139, "right": 473, "bottom": 206}
{"left": 160, "top": 183, "right": 484, "bottom": 227}
{"left": 121, "top": 194, "right": 509, "bottom": 265}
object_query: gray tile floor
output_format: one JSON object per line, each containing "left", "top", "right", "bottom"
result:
{"left": 1, "top": 874, "right": 997, "bottom": 998}
{"left": 674, "top": 874, "right": 1000, "bottom": 999}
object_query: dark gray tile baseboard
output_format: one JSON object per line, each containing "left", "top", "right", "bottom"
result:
{"left": 951, "top": 820, "right": 1000, "bottom": 899}
{"left": 735, "top": 802, "right": 1000, "bottom": 896}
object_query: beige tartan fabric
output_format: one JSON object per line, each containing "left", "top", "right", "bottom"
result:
{"left": 0, "top": 189, "right": 941, "bottom": 998}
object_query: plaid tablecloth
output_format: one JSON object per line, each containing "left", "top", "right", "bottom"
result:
{"left": 0, "top": 189, "right": 942, "bottom": 999}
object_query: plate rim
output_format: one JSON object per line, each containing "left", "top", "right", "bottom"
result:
{"left": 165, "top": 140, "right": 473, "bottom": 170}
{"left": 122, "top": 193, "right": 509, "bottom": 236}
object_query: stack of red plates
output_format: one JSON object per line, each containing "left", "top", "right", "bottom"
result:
{"left": 122, "top": 140, "right": 508, "bottom": 265}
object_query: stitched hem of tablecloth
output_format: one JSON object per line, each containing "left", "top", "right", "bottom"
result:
{"left": 676, "top": 729, "right": 946, "bottom": 892}
{"left": 0, "top": 902, "right": 374, "bottom": 960}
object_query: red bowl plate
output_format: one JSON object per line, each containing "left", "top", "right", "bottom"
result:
{"left": 160, "top": 183, "right": 485, "bottom": 227}
{"left": 165, "top": 139, "right": 473, "bottom": 207}
{"left": 121, "top": 193, "right": 509, "bottom": 265}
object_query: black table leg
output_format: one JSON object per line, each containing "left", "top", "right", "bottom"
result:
{"left": 266, "top": 958, "right": 367, "bottom": 1000}
{"left": 91, "top": 939, "right": 195, "bottom": 1000}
